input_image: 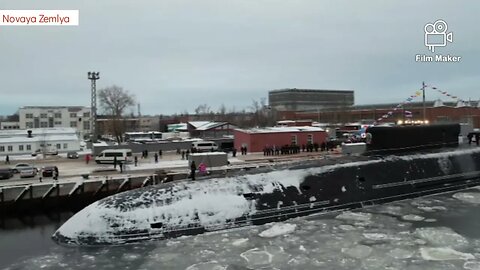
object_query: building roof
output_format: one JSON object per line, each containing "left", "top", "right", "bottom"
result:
{"left": 0, "top": 134, "right": 79, "bottom": 144}
{"left": 269, "top": 88, "right": 354, "bottom": 94}
{"left": 188, "top": 121, "right": 211, "bottom": 129}
{"left": 188, "top": 121, "right": 232, "bottom": 131}
{"left": 0, "top": 128, "right": 79, "bottom": 144}
{"left": 236, "top": 126, "right": 325, "bottom": 134}
{"left": 0, "top": 127, "right": 78, "bottom": 138}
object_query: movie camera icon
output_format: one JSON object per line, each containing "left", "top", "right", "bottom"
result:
{"left": 424, "top": 19, "right": 453, "bottom": 53}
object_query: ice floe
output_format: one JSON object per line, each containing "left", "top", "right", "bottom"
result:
{"left": 453, "top": 192, "right": 480, "bottom": 204}
{"left": 415, "top": 227, "right": 469, "bottom": 248}
{"left": 259, "top": 223, "right": 296, "bottom": 238}
{"left": 240, "top": 248, "right": 273, "bottom": 267}
{"left": 402, "top": 214, "right": 425, "bottom": 221}
{"left": 420, "top": 247, "right": 474, "bottom": 261}
{"left": 363, "top": 232, "right": 401, "bottom": 241}
{"left": 464, "top": 261, "right": 480, "bottom": 270}
{"left": 336, "top": 211, "right": 372, "bottom": 222}
{"left": 185, "top": 261, "right": 226, "bottom": 270}
{"left": 231, "top": 238, "right": 249, "bottom": 246}
{"left": 387, "top": 247, "right": 415, "bottom": 259}
{"left": 341, "top": 244, "right": 373, "bottom": 259}
{"left": 338, "top": 224, "right": 357, "bottom": 231}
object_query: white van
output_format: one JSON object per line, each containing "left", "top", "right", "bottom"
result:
{"left": 191, "top": 141, "right": 218, "bottom": 152}
{"left": 95, "top": 149, "right": 133, "bottom": 164}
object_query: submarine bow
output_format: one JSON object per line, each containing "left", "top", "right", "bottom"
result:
{"left": 52, "top": 169, "right": 311, "bottom": 245}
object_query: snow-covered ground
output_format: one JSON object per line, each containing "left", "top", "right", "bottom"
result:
{"left": 5, "top": 186, "right": 480, "bottom": 270}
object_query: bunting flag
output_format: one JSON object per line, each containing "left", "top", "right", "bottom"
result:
{"left": 373, "top": 90, "right": 422, "bottom": 125}
{"left": 427, "top": 84, "right": 465, "bottom": 103}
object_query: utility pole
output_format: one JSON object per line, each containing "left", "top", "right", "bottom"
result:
{"left": 422, "top": 81, "right": 426, "bottom": 122}
{"left": 88, "top": 71, "right": 100, "bottom": 142}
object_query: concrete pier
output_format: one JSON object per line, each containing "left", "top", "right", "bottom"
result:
{"left": 0, "top": 174, "right": 160, "bottom": 214}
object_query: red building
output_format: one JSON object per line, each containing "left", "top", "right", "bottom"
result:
{"left": 234, "top": 126, "right": 327, "bottom": 153}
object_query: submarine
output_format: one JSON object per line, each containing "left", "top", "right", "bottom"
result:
{"left": 53, "top": 123, "right": 480, "bottom": 245}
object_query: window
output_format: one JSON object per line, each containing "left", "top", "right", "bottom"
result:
{"left": 40, "top": 113, "right": 47, "bottom": 118}
{"left": 70, "top": 121, "right": 77, "bottom": 127}
{"left": 7, "top": 146, "right": 13, "bottom": 152}
{"left": 54, "top": 112, "right": 62, "bottom": 118}
{"left": 40, "top": 122, "right": 48, "bottom": 128}
{"left": 56, "top": 144, "right": 61, "bottom": 150}
{"left": 19, "top": 145, "right": 24, "bottom": 151}
{"left": 307, "top": 134, "right": 313, "bottom": 144}
{"left": 70, "top": 113, "right": 76, "bottom": 118}
{"left": 83, "top": 112, "right": 90, "bottom": 117}
{"left": 26, "top": 113, "right": 33, "bottom": 119}
{"left": 0, "top": 146, "right": 4, "bottom": 152}
{"left": 83, "top": 121, "right": 90, "bottom": 130}
{"left": 105, "top": 152, "right": 124, "bottom": 157}
{"left": 26, "top": 145, "right": 31, "bottom": 150}
{"left": 54, "top": 121, "right": 62, "bottom": 125}
{"left": 63, "top": 143, "right": 68, "bottom": 149}
{"left": 291, "top": 135, "right": 298, "bottom": 145}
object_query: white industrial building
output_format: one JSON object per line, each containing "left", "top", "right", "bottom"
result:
{"left": 0, "top": 121, "right": 20, "bottom": 130}
{"left": 18, "top": 106, "right": 92, "bottom": 139}
{"left": 0, "top": 128, "right": 80, "bottom": 156}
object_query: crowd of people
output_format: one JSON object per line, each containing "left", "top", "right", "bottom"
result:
{"left": 262, "top": 142, "right": 337, "bottom": 156}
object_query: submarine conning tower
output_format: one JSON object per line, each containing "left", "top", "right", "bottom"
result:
{"left": 365, "top": 123, "right": 460, "bottom": 155}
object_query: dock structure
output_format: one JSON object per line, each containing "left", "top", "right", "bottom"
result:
{"left": 0, "top": 151, "right": 336, "bottom": 218}
{"left": 0, "top": 174, "right": 161, "bottom": 215}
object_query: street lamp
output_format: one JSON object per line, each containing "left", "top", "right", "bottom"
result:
{"left": 88, "top": 71, "right": 100, "bottom": 142}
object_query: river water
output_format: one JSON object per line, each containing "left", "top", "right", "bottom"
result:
{"left": 2, "top": 188, "right": 480, "bottom": 270}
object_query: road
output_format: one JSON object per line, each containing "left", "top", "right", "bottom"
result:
{"left": 0, "top": 150, "right": 334, "bottom": 187}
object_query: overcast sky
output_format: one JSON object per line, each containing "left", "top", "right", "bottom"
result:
{"left": 1, "top": 0, "right": 479, "bottom": 116}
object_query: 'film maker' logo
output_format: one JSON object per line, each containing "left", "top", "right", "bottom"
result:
{"left": 424, "top": 19, "right": 453, "bottom": 53}
{"left": 415, "top": 19, "right": 460, "bottom": 63}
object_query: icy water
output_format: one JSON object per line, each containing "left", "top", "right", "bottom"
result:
{"left": 3, "top": 188, "right": 480, "bottom": 270}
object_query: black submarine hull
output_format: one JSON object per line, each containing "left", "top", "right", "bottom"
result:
{"left": 52, "top": 146, "right": 480, "bottom": 245}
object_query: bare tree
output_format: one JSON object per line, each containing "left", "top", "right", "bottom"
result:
{"left": 249, "top": 98, "right": 270, "bottom": 127}
{"left": 98, "top": 85, "right": 135, "bottom": 143}
{"left": 194, "top": 104, "right": 212, "bottom": 115}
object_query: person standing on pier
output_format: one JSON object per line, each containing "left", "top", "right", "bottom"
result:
{"left": 5, "top": 155, "right": 9, "bottom": 164}
{"left": 154, "top": 153, "right": 159, "bottom": 163}
{"left": 190, "top": 160, "right": 196, "bottom": 180}
{"left": 53, "top": 167, "right": 58, "bottom": 181}
{"left": 85, "top": 154, "right": 90, "bottom": 164}
{"left": 134, "top": 156, "right": 138, "bottom": 166}
{"left": 113, "top": 156, "right": 117, "bottom": 169}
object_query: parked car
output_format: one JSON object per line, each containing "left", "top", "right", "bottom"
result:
{"left": 0, "top": 168, "right": 14, "bottom": 180}
{"left": 19, "top": 167, "right": 38, "bottom": 178}
{"left": 12, "top": 163, "right": 32, "bottom": 173}
{"left": 67, "top": 151, "right": 79, "bottom": 159}
{"left": 42, "top": 166, "right": 58, "bottom": 177}
{"left": 31, "top": 149, "right": 59, "bottom": 156}
{"left": 31, "top": 149, "right": 41, "bottom": 156}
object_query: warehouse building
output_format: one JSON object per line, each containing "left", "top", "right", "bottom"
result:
{"left": 234, "top": 126, "right": 327, "bottom": 153}
{"left": 269, "top": 88, "right": 354, "bottom": 112}
{"left": 0, "top": 128, "right": 80, "bottom": 156}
